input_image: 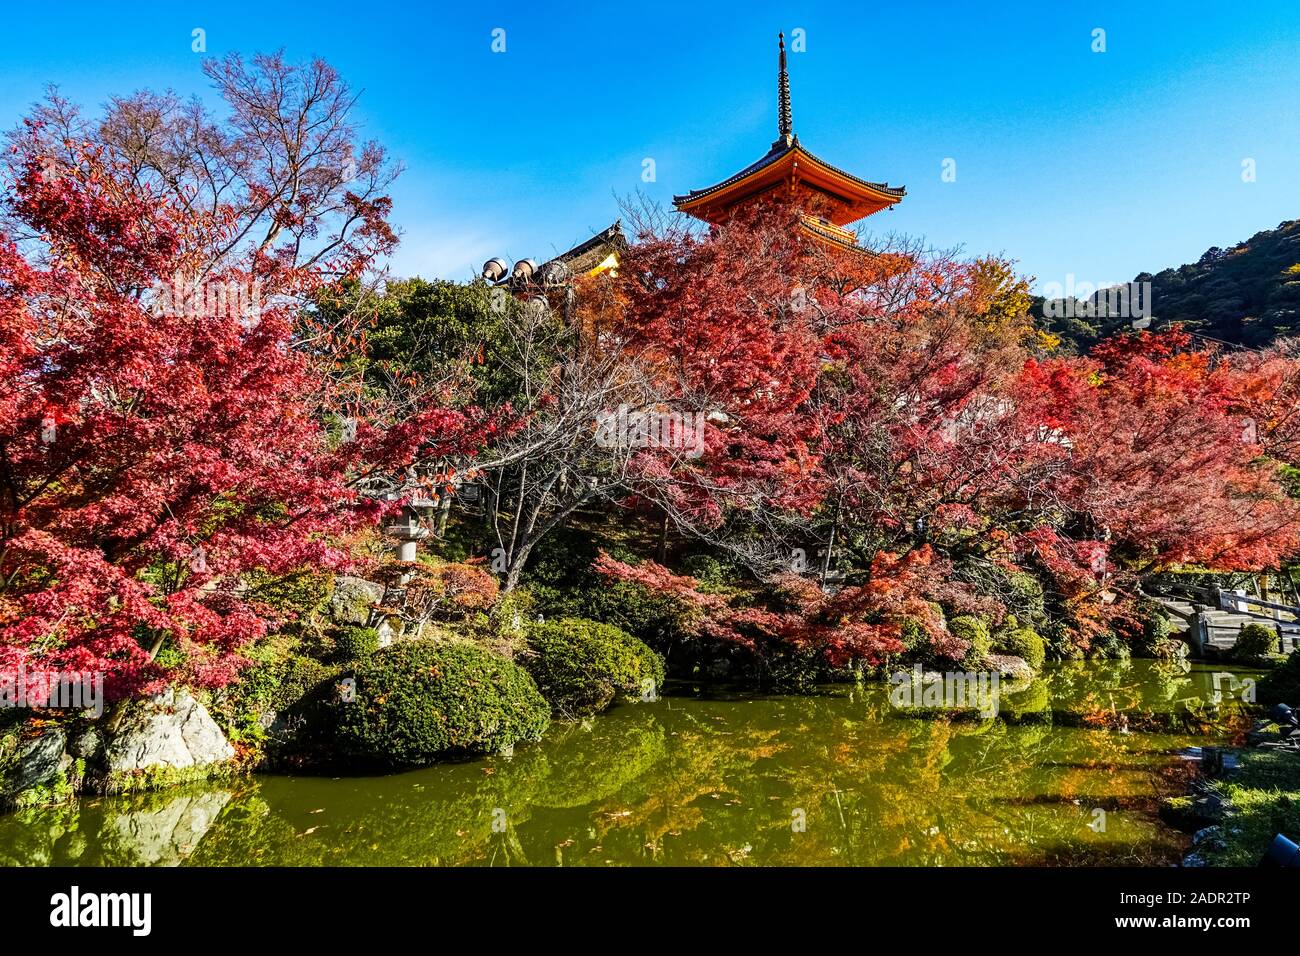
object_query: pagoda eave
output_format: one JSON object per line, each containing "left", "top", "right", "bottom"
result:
{"left": 673, "top": 143, "right": 904, "bottom": 227}
{"left": 798, "top": 216, "right": 876, "bottom": 256}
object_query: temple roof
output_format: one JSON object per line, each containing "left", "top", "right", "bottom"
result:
{"left": 674, "top": 34, "right": 904, "bottom": 228}
{"left": 673, "top": 138, "right": 905, "bottom": 225}
{"left": 539, "top": 221, "right": 625, "bottom": 280}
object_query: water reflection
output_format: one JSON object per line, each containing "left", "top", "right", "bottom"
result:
{"left": 0, "top": 661, "right": 1256, "bottom": 866}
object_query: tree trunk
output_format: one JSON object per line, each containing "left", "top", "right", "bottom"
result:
{"left": 502, "top": 543, "right": 533, "bottom": 594}
{"left": 435, "top": 493, "right": 452, "bottom": 537}
{"left": 819, "top": 498, "right": 840, "bottom": 585}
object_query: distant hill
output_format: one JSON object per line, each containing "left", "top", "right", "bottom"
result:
{"left": 1036, "top": 219, "right": 1300, "bottom": 352}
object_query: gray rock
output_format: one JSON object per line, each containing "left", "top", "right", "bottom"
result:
{"left": 1192, "top": 824, "right": 1225, "bottom": 849}
{"left": 1, "top": 726, "right": 68, "bottom": 797}
{"left": 987, "top": 654, "right": 1034, "bottom": 686}
{"left": 105, "top": 688, "right": 235, "bottom": 774}
{"left": 68, "top": 725, "right": 102, "bottom": 760}
{"left": 105, "top": 791, "right": 233, "bottom": 866}
{"left": 330, "top": 575, "right": 384, "bottom": 625}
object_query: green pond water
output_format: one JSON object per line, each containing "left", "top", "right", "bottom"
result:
{"left": 0, "top": 661, "right": 1260, "bottom": 866}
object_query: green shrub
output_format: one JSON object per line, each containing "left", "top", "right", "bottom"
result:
{"left": 333, "top": 625, "right": 380, "bottom": 661}
{"left": 897, "top": 616, "right": 929, "bottom": 655}
{"left": 524, "top": 618, "right": 666, "bottom": 717}
{"left": 608, "top": 582, "right": 689, "bottom": 642}
{"left": 333, "top": 640, "right": 549, "bottom": 766}
{"left": 679, "top": 553, "right": 724, "bottom": 587}
{"left": 1042, "top": 620, "right": 1082, "bottom": 660}
{"left": 996, "top": 625, "right": 1046, "bottom": 670}
{"left": 563, "top": 580, "right": 688, "bottom": 650}
{"left": 1258, "top": 649, "right": 1300, "bottom": 705}
{"left": 244, "top": 567, "right": 334, "bottom": 618}
{"left": 949, "top": 616, "right": 992, "bottom": 668}
{"left": 1004, "top": 571, "right": 1047, "bottom": 627}
{"left": 1233, "top": 623, "right": 1277, "bottom": 662}
{"left": 271, "top": 655, "right": 340, "bottom": 713}
{"left": 522, "top": 532, "right": 689, "bottom": 649}
{"left": 1128, "top": 599, "right": 1182, "bottom": 658}
{"left": 1087, "top": 630, "right": 1131, "bottom": 660}
{"left": 211, "top": 638, "right": 340, "bottom": 749}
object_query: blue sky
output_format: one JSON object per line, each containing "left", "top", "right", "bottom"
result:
{"left": 2, "top": 1, "right": 1298, "bottom": 291}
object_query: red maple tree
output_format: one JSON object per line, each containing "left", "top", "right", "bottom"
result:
{"left": 0, "top": 136, "right": 481, "bottom": 700}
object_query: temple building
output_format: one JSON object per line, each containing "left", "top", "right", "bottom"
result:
{"left": 673, "top": 33, "right": 905, "bottom": 254}
{"left": 492, "top": 35, "right": 903, "bottom": 285}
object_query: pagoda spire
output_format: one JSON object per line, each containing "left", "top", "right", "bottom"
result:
{"left": 777, "top": 33, "right": 793, "bottom": 143}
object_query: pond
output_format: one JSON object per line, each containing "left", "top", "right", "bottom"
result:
{"left": 0, "top": 661, "right": 1260, "bottom": 866}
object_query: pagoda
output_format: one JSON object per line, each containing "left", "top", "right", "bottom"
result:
{"left": 673, "top": 34, "right": 905, "bottom": 253}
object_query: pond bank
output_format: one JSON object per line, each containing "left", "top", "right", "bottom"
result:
{"left": 0, "top": 661, "right": 1259, "bottom": 866}
{"left": 1162, "top": 719, "right": 1300, "bottom": 866}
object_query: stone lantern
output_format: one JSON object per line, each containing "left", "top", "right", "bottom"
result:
{"left": 385, "top": 504, "right": 429, "bottom": 564}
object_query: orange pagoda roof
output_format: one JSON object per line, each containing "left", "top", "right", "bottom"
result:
{"left": 673, "top": 35, "right": 905, "bottom": 239}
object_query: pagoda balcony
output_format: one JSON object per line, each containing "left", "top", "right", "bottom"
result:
{"left": 800, "top": 215, "right": 860, "bottom": 246}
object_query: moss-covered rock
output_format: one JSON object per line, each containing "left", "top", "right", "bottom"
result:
{"left": 523, "top": 618, "right": 666, "bottom": 718}
{"left": 332, "top": 640, "right": 549, "bottom": 767}
{"left": 0, "top": 725, "right": 78, "bottom": 810}
{"left": 995, "top": 624, "right": 1046, "bottom": 670}
{"left": 104, "top": 688, "right": 236, "bottom": 777}
{"left": 328, "top": 575, "right": 383, "bottom": 626}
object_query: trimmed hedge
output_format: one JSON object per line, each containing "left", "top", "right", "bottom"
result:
{"left": 1233, "top": 623, "right": 1277, "bottom": 662}
{"left": 332, "top": 641, "right": 549, "bottom": 766}
{"left": 524, "top": 618, "right": 666, "bottom": 717}
{"left": 332, "top": 625, "right": 380, "bottom": 662}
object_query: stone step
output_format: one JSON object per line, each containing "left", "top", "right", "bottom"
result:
{"left": 1203, "top": 611, "right": 1256, "bottom": 625}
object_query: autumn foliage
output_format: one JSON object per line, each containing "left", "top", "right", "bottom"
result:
{"left": 591, "top": 203, "right": 1300, "bottom": 663}
{"left": 6, "top": 84, "right": 1300, "bottom": 696}
{"left": 0, "top": 134, "right": 481, "bottom": 699}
